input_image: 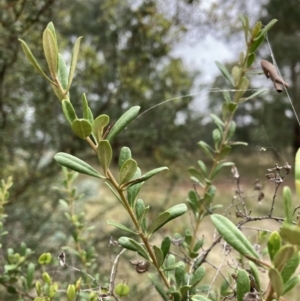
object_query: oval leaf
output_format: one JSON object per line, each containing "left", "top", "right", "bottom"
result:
{"left": 125, "top": 167, "right": 168, "bottom": 188}
{"left": 118, "top": 237, "right": 150, "bottom": 260}
{"left": 18, "top": 39, "right": 53, "bottom": 83}
{"left": 54, "top": 152, "right": 104, "bottom": 178}
{"left": 127, "top": 168, "right": 142, "bottom": 206}
{"left": 58, "top": 53, "right": 68, "bottom": 91}
{"left": 211, "top": 214, "right": 259, "bottom": 259}
{"left": 273, "top": 245, "right": 295, "bottom": 272}
{"left": 120, "top": 159, "right": 138, "bottom": 185}
{"left": 67, "top": 36, "right": 83, "bottom": 92}
{"left": 236, "top": 269, "right": 250, "bottom": 301}
{"left": 148, "top": 204, "right": 187, "bottom": 236}
{"left": 283, "top": 275, "right": 300, "bottom": 295}
{"left": 106, "top": 106, "right": 140, "bottom": 141}
{"left": 269, "top": 267, "right": 283, "bottom": 299}
{"left": 215, "top": 61, "right": 234, "bottom": 86}
{"left": 92, "top": 115, "right": 110, "bottom": 142}
{"left": 279, "top": 224, "right": 300, "bottom": 245}
{"left": 248, "top": 261, "right": 261, "bottom": 292}
{"left": 153, "top": 245, "right": 164, "bottom": 268}
{"left": 97, "top": 140, "right": 112, "bottom": 175}
{"left": 267, "top": 231, "right": 282, "bottom": 262}
{"left": 107, "top": 221, "right": 137, "bottom": 235}
{"left": 161, "top": 236, "right": 171, "bottom": 261}
{"left": 118, "top": 147, "right": 132, "bottom": 170}
{"left": 71, "top": 119, "right": 92, "bottom": 139}
{"left": 62, "top": 99, "right": 77, "bottom": 125}
{"left": 191, "top": 266, "right": 205, "bottom": 287}
{"left": 281, "top": 252, "right": 300, "bottom": 284}
{"left": 43, "top": 28, "right": 58, "bottom": 78}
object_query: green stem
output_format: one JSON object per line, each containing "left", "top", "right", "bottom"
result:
{"left": 106, "top": 169, "right": 171, "bottom": 289}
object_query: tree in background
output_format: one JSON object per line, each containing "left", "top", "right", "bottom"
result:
{"left": 0, "top": 0, "right": 201, "bottom": 262}
{"left": 260, "top": 0, "right": 300, "bottom": 155}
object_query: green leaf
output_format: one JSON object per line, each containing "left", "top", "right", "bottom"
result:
{"left": 251, "top": 21, "right": 262, "bottom": 39}
{"left": 281, "top": 253, "right": 300, "bottom": 283}
{"left": 105, "top": 182, "right": 124, "bottom": 206}
{"left": 239, "top": 14, "right": 250, "bottom": 42}
{"left": 67, "top": 36, "right": 83, "bottom": 92}
{"left": 254, "top": 19, "right": 278, "bottom": 41}
{"left": 97, "top": 140, "right": 112, "bottom": 175}
{"left": 269, "top": 267, "right": 283, "bottom": 298}
{"left": 107, "top": 221, "right": 137, "bottom": 235}
{"left": 57, "top": 53, "right": 68, "bottom": 91}
{"left": 62, "top": 99, "right": 77, "bottom": 124}
{"left": 211, "top": 214, "right": 259, "bottom": 258}
{"left": 125, "top": 167, "right": 168, "bottom": 188}
{"left": 249, "top": 34, "right": 265, "bottom": 53}
{"left": 118, "top": 147, "right": 132, "bottom": 170}
{"left": 71, "top": 119, "right": 92, "bottom": 139}
{"left": 198, "top": 160, "right": 207, "bottom": 176}
{"left": 237, "top": 76, "right": 249, "bottom": 99}
{"left": 191, "top": 266, "right": 205, "bottom": 287}
{"left": 54, "top": 152, "right": 104, "bottom": 178}
{"left": 215, "top": 61, "right": 234, "bottom": 86}
{"left": 211, "top": 162, "right": 235, "bottom": 180}
{"left": 242, "top": 88, "right": 267, "bottom": 101}
{"left": 27, "top": 263, "right": 35, "bottom": 288}
{"left": 120, "top": 158, "right": 138, "bottom": 185}
{"left": 161, "top": 236, "right": 171, "bottom": 261}
{"left": 135, "top": 199, "right": 148, "bottom": 231}
{"left": 187, "top": 189, "right": 199, "bottom": 214}
{"left": 283, "top": 186, "right": 293, "bottom": 224}
{"left": 268, "top": 231, "right": 282, "bottom": 262}
{"left": 227, "top": 121, "right": 236, "bottom": 140}
{"left": 82, "top": 94, "right": 94, "bottom": 124}
{"left": 231, "top": 66, "right": 240, "bottom": 86}
{"left": 175, "top": 261, "right": 186, "bottom": 287}
{"left": 149, "top": 274, "right": 168, "bottom": 301}
{"left": 18, "top": 39, "right": 54, "bottom": 83}
{"left": 148, "top": 204, "right": 187, "bottom": 236}
{"left": 189, "top": 167, "right": 204, "bottom": 183}
{"left": 198, "top": 141, "right": 214, "bottom": 160}
{"left": 127, "top": 168, "right": 143, "bottom": 206}
{"left": 118, "top": 237, "right": 149, "bottom": 260}
{"left": 248, "top": 261, "right": 261, "bottom": 292}
{"left": 46, "top": 22, "right": 57, "bottom": 46}
{"left": 212, "top": 129, "right": 221, "bottom": 149}
{"left": 106, "top": 106, "right": 140, "bottom": 141}
{"left": 296, "top": 148, "right": 300, "bottom": 197}
{"left": 273, "top": 245, "right": 295, "bottom": 272}
{"left": 92, "top": 115, "right": 110, "bottom": 142}
{"left": 236, "top": 269, "right": 250, "bottom": 301}
{"left": 38, "top": 253, "right": 52, "bottom": 265}
{"left": 223, "top": 91, "right": 231, "bottom": 104}
{"left": 246, "top": 53, "right": 256, "bottom": 67}
{"left": 67, "top": 284, "right": 76, "bottom": 301}
{"left": 219, "top": 145, "right": 232, "bottom": 160}
{"left": 283, "top": 275, "right": 300, "bottom": 295}
{"left": 279, "top": 224, "right": 300, "bottom": 245}
{"left": 43, "top": 28, "right": 58, "bottom": 78}
{"left": 153, "top": 245, "right": 164, "bottom": 267}
{"left": 210, "top": 113, "right": 224, "bottom": 129}
{"left": 227, "top": 102, "right": 237, "bottom": 113}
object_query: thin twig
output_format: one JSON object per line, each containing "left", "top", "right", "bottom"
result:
{"left": 109, "top": 249, "right": 126, "bottom": 295}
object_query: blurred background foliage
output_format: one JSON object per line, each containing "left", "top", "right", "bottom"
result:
{"left": 1, "top": 0, "right": 300, "bottom": 299}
